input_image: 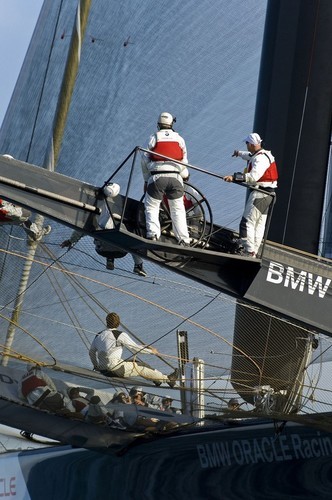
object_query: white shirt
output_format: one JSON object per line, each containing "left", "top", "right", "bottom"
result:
{"left": 238, "top": 149, "right": 278, "bottom": 188}
{"left": 89, "top": 328, "right": 155, "bottom": 370}
{"left": 141, "top": 129, "right": 189, "bottom": 182}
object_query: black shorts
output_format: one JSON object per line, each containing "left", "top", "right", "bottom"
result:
{"left": 147, "top": 176, "right": 184, "bottom": 201}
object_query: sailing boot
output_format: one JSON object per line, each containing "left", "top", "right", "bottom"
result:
{"left": 106, "top": 258, "right": 115, "bottom": 270}
{"left": 167, "top": 368, "right": 180, "bottom": 388}
{"left": 241, "top": 250, "right": 257, "bottom": 258}
{"left": 133, "top": 263, "right": 147, "bottom": 277}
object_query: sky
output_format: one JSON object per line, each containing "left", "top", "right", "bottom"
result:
{"left": 0, "top": 0, "right": 44, "bottom": 126}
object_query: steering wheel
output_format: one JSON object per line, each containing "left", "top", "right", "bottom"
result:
{"left": 136, "top": 182, "right": 213, "bottom": 253}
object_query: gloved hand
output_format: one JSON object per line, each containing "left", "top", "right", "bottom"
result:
{"left": 233, "top": 172, "right": 246, "bottom": 182}
{"left": 60, "top": 239, "right": 73, "bottom": 249}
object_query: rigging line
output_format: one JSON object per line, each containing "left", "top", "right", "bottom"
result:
{"left": 48, "top": 248, "right": 118, "bottom": 279}
{"left": 320, "top": 188, "right": 332, "bottom": 223}
{"left": 237, "top": 298, "right": 318, "bottom": 335}
{"left": 301, "top": 381, "right": 332, "bottom": 397}
{"left": 1, "top": 245, "right": 217, "bottom": 337}
{"left": 44, "top": 267, "right": 91, "bottom": 349}
{"left": 46, "top": 246, "right": 136, "bottom": 320}
{"left": 54, "top": 265, "right": 222, "bottom": 371}
{"left": 124, "top": 290, "right": 222, "bottom": 349}
{"left": 1, "top": 246, "right": 265, "bottom": 374}
{"left": 305, "top": 349, "right": 324, "bottom": 396}
{"left": 281, "top": 0, "right": 321, "bottom": 244}
{"left": 309, "top": 340, "right": 332, "bottom": 366}
{"left": 50, "top": 262, "right": 262, "bottom": 374}
{"left": 318, "top": 138, "right": 332, "bottom": 253}
{"left": 53, "top": 239, "right": 231, "bottom": 300}
{"left": 135, "top": 290, "right": 263, "bottom": 379}
{"left": 207, "top": 375, "right": 233, "bottom": 397}
{"left": 0, "top": 440, "right": 9, "bottom": 453}
{"left": 25, "top": 0, "right": 65, "bottom": 164}
{"left": 0, "top": 246, "right": 69, "bottom": 312}
{"left": 259, "top": 315, "right": 273, "bottom": 386}
{"left": 42, "top": 247, "right": 214, "bottom": 331}
{"left": 68, "top": 289, "right": 176, "bottom": 371}
{"left": 300, "top": 395, "right": 332, "bottom": 411}
{"left": 119, "top": 323, "right": 176, "bottom": 371}
{"left": 66, "top": 247, "right": 144, "bottom": 280}
{"left": 44, "top": 245, "right": 174, "bottom": 370}
{"left": 4, "top": 242, "right": 313, "bottom": 348}
{"left": 0, "top": 347, "right": 43, "bottom": 366}
{"left": 42, "top": 244, "right": 101, "bottom": 347}
{"left": 3, "top": 307, "right": 96, "bottom": 337}
{"left": 0, "top": 226, "right": 15, "bottom": 287}
{"left": 0, "top": 312, "right": 56, "bottom": 365}
{"left": 300, "top": 378, "right": 322, "bottom": 410}
{"left": 281, "top": 101, "right": 307, "bottom": 244}
{"left": 57, "top": 244, "right": 151, "bottom": 284}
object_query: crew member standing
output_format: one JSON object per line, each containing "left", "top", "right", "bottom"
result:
{"left": 224, "top": 133, "right": 278, "bottom": 257}
{"left": 141, "top": 112, "right": 191, "bottom": 245}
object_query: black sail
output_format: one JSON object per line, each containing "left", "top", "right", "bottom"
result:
{"left": 232, "top": 0, "right": 332, "bottom": 405}
{"left": 254, "top": 0, "right": 332, "bottom": 255}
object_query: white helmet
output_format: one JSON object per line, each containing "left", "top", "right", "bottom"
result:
{"left": 103, "top": 183, "right": 120, "bottom": 197}
{"left": 158, "top": 112, "right": 175, "bottom": 129}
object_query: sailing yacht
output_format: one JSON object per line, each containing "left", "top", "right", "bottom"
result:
{"left": 0, "top": 1, "right": 332, "bottom": 499}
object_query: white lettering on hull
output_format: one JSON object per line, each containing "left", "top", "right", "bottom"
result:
{"left": 197, "top": 432, "right": 332, "bottom": 468}
{"left": 266, "top": 262, "right": 331, "bottom": 298}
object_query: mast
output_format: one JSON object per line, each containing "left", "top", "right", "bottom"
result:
{"left": 44, "top": 0, "right": 92, "bottom": 171}
{"left": 1, "top": 0, "right": 92, "bottom": 366}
